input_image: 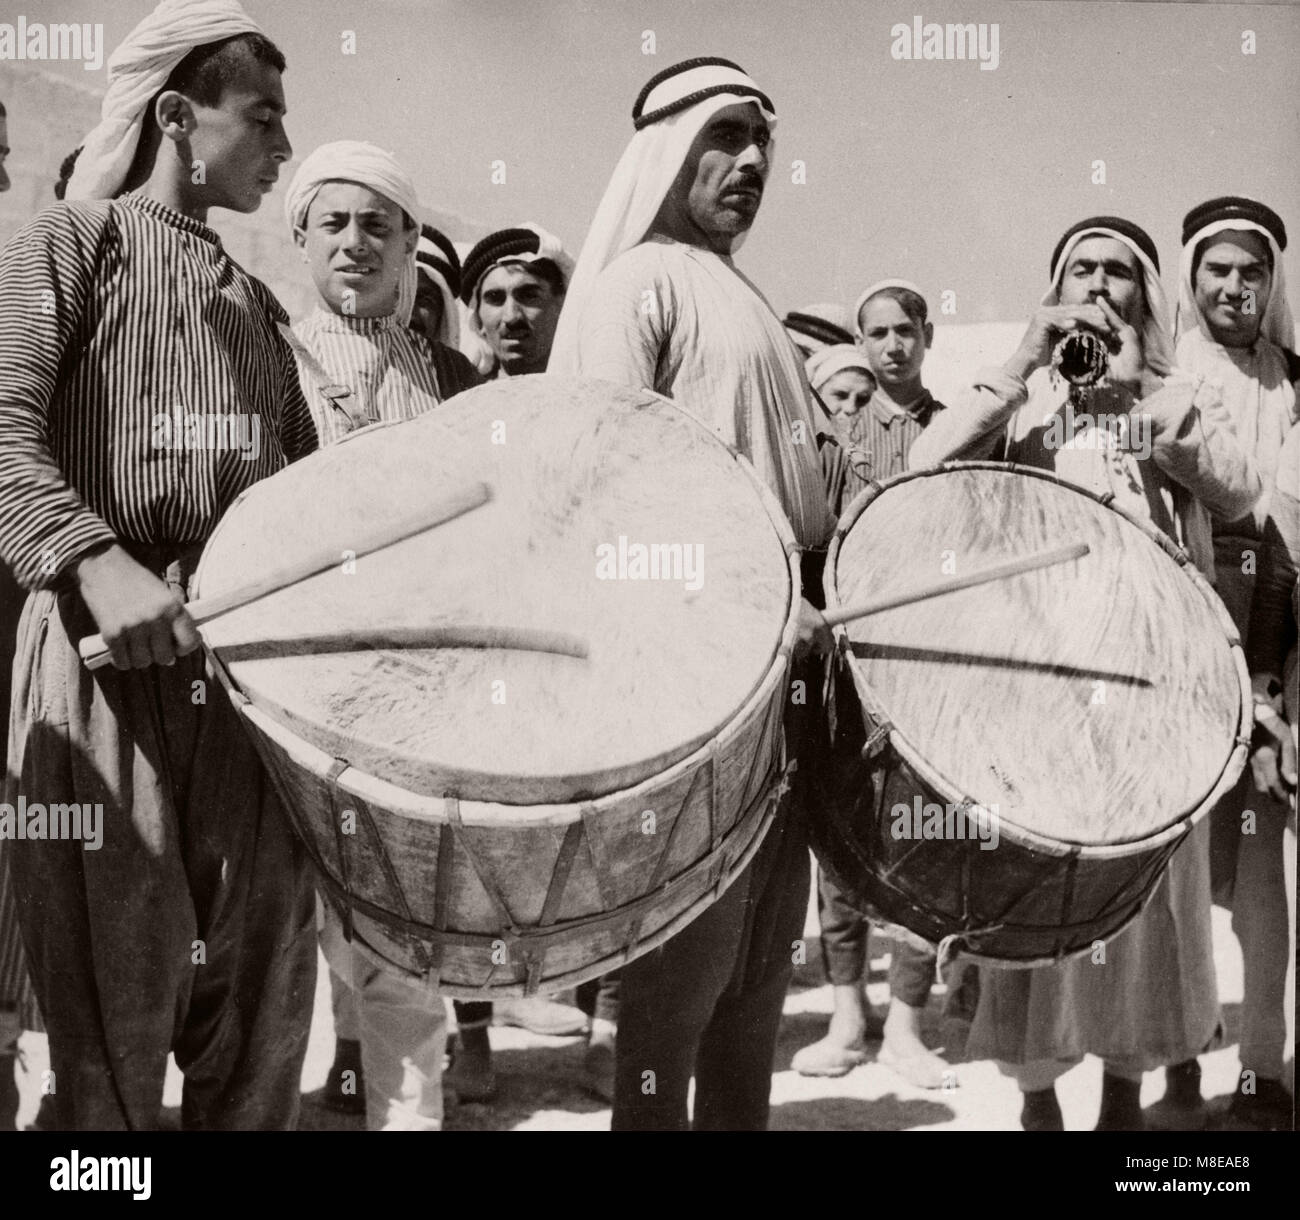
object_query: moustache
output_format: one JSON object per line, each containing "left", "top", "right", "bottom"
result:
{"left": 722, "top": 176, "right": 764, "bottom": 197}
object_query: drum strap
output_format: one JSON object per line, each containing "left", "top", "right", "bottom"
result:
{"left": 276, "top": 322, "right": 373, "bottom": 434}
{"left": 446, "top": 797, "right": 519, "bottom": 935}
{"left": 325, "top": 759, "right": 356, "bottom": 941}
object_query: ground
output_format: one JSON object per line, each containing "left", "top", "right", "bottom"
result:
{"left": 7, "top": 876, "right": 1277, "bottom": 1132}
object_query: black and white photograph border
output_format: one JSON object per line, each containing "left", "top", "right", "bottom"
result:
{"left": 0, "top": 0, "right": 1294, "bottom": 1167}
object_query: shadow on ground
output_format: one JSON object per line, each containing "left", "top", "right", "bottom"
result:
{"left": 772, "top": 1094, "right": 956, "bottom": 1130}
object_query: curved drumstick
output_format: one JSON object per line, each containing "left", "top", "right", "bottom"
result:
{"left": 78, "top": 481, "right": 493, "bottom": 671}
{"left": 826, "top": 542, "right": 1090, "bottom": 629}
{"left": 215, "top": 626, "right": 590, "bottom": 662}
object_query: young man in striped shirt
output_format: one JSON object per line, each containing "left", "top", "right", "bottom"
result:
{"left": 0, "top": 3, "right": 319, "bottom": 1130}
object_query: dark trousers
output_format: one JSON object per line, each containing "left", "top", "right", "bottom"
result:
{"left": 611, "top": 793, "right": 809, "bottom": 1130}
{"left": 576, "top": 971, "right": 621, "bottom": 1024}
{"left": 815, "top": 864, "right": 936, "bottom": 1007}
{"left": 7, "top": 590, "right": 317, "bottom": 1130}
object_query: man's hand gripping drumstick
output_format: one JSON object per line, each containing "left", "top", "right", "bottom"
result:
{"left": 78, "top": 481, "right": 494, "bottom": 672}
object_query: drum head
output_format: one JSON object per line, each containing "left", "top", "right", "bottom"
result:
{"left": 831, "top": 464, "right": 1243, "bottom": 847}
{"left": 196, "top": 376, "right": 792, "bottom": 804}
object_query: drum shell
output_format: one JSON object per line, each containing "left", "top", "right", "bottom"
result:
{"left": 197, "top": 386, "right": 803, "bottom": 998}
{"left": 208, "top": 610, "right": 794, "bottom": 998}
{"left": 817, "top": 461, "right": 1252, "bottom": 967}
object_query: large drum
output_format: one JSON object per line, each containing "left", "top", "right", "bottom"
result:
{"left": 196, "top": 376, "right": 800, "bottom": 997}
{"left": 814, "top": 462, "right": 1251, "bottom": 966}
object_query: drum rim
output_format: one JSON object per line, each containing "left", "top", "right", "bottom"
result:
{"left": 825, "top": 460, "right": 1252, "bottom": 855}
{"left": 197, "top": 380, "right": 805, "bottom": 806}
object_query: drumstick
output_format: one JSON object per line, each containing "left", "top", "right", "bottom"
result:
{"left": 78, "top": 481, "right": 493, "bottom": 671}
{"left": 825, "top": 541, "right": 1090, "bottom": 629}
{"left": 218, "top": 626, "right": 590, "bottom": 661}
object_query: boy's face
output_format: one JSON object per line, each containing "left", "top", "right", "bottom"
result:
{"left": 296, "top": 181, "right": 417, "bottom": 318}
{"left": 185, "top": 59, "right": 291, "bottom": 213}
{"left": 820, "top": 368, "right": 874, "bottom": 416}
{"left": 858, "top": 296, "right": 930, "bottom": 390}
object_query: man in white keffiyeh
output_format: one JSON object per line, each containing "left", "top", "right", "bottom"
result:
{"left": 551, "top": 56, "right": 838, "bottom": 1132}
{"left": 910, "top": 215, "right": 1262, "bottom": 1132}
{"left": 1176, "top": 196, "right": 1298, "bottom": 1132}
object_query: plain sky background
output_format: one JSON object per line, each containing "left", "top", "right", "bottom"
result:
{"left": 21, "top": 0, "right": 1300, "bottom": 327}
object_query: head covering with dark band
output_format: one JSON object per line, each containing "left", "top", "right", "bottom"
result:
{"left": 1043, "top": 215, "right": 1174, "bottom": 374}
{"left": 783, "top": 304, "right": 854, "bottom": 356}
{"left": 460, "top": 224, "right": 573, "bottom": 305}
{"left": 416, "top": 224, "right": 462, "bottom": 347}
{"left": 1174, "top": 197, "right": 1297, "bottom": 543}
{"left": 550, "top": 57, "right": 777, "bottom": 369}
{"left": 67, "top": 0, "right": 264, "bottom": 201}
{"left": 1176, "top": 195, "right": 1294, "bottom": 351}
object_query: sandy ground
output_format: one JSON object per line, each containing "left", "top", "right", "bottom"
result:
{"left": 8, "top": 868, "right": 1284, "bottom": 1132}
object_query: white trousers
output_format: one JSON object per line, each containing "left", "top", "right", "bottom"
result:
{"left": 319, "top": 901, "right": 447, "bottom": 1131}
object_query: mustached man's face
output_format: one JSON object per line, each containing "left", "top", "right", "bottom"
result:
{"left": 296, "top": 181, "right": 417, "bottom": 318}
{"left": 476, "top": 263, "right": 564, "bottom": 375}
{"left": 170, "top": 59, "right": 291, "bottom": 213}
{"left": 657, "top": 102, "right": 771, "bottom": 255}
{"left": 1056, "top": 236, "right": 1145, "bottom": 328}
{"left": 1194, "top": 231, "right": 1272, "bottom": 348}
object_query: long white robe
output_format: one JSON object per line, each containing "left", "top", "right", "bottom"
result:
{"left": 562, "top": 235, "right": 836, "bottom": 550}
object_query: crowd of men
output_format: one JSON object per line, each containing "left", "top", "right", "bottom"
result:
{"left": 0, "top": 0, "right": 1295, "bottom": 1133}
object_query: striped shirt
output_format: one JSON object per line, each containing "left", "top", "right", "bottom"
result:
{"left": 289, "top": 306, "right": 481, "bottom": 446}
{"left": 0, "top": 193, "right": 318, "bottom": 590}
{"left": 567, "top": 237, "right": 837, "bottom": 549}
{"left": 832, "top": 387, "right": 946, "bottom": 511}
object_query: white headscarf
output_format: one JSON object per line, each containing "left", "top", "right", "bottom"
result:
{"left": 1175, "top": 219, "right": 1295, "bottom": 351}
{"left": 1043, "top": 226, "right": 1175, "bottom": 375}
{"left": 550, "top": 63, "right": 777, "bottom": 372}
{"left": 852, "top": 278, "right": 926, "bottom": 339}
{"left": 66, "top": 0, "right": 263, "bottom": 202}
{"left": 805, "top": 343, "right": 874, "bottom": 393}
{"left": 285, "top": 140, "right": 423, "bottom": 325}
